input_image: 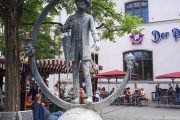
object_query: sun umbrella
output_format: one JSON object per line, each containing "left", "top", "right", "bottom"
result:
{"left": 95, "top": 70, "right": 138, "bottom": 90}
{"left": 156, "top": 72, "right": 180, "bottom": 79}
{"left": 94, "top": 70, "right": 126, "bottom": 90}
{"left": 156, "top": 72, "right": 180, "bottom": 88}
{"left": 96, "top": 70, "right": 126, "bottom": 78}
{"left": 95, "top": 70, "right": 137, "bottom": 79}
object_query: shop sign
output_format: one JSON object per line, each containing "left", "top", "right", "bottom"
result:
{"left": 172, "top": 28, "right": 180, "bottom": 40}
{"left": 130, "top": 33, "right": 144, "bottom": 44}
{"left": 152, "top": 28, "right": 180, "bottom": 43}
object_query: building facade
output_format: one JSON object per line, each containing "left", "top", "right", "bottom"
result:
{"left": 51, "top": 0, "right": 180, "bottom": 98}
{"left": 97, "top": 0, "right": 180, "bottom": 98}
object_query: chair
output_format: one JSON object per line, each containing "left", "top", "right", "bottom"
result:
{"left": 0, "top": 112, "right": 16, "bottom": 120}
{"left": 152, "top": 89, "right": 168, "bottom": 107}
{"left": 138, "top": 97, "right": 148, "bottom": 106}
{"left": 18, "top": 110, "right": 33, "bottom": 120}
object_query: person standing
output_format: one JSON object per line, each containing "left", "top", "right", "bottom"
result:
{"left": 52, "top": 84, "right": 60, "bottom": 97}
{"left": 110, "top": 87, "right": 115, "bottom": 94}
{"left": 94, "top": 88, "right": 101, "bottom": 102}
{"left": 28, "top": 83, "right": 38, "bottom": 101}
{"left": 167, "top": 84, "right": 174, "bottom": 97}
{"left": 175, "top": 84, "right": 180, "bottom": 104}
{"left": 155, "top": 83, "right": 161, "bottom": 101}
{"left": 61, "top": 0, "right": 100, "bottom": 104}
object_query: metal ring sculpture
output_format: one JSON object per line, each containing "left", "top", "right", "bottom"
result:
{"left": 25, "top": 0, "right": 134, "bottom": 111}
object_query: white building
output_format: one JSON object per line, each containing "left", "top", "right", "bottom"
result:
{"left": 97, "top": 0, "right": 180, "bottom": 98}
{"left": 51, "top": 0, "right": 180, "bottom": 99}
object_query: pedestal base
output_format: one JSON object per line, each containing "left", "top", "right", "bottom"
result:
{"left": 58, "top": 107, "right": 102, "bottom": 120}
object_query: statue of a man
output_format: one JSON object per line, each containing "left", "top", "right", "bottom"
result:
{"left": 61, "top": 0, "right": 100, "bottom": 104}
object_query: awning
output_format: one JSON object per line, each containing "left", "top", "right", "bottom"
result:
{"left": 0, "top": 58, "right": 102, "bottom": 76}
{"left": 36, "top": 59, "right": 72, "bottom": 75}
{"left": 156, "top": 72, "right": 180, "bottom": 87}
{"left": 96, "top": 70, "right": 126, "bottom": 79}
{"left": 0, "top": 58, "right": 72, "bottom": 76}
{"left": 95, "top": 69, "right": 137, "bottom": 79}
{"left": 156, "top": 72, "right": 180, "bottom": 79}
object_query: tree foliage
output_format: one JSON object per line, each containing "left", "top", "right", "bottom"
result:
{"left": 19, "top": 0, "right": 60, "bottom": 59}
{"left": 0, "top": 0, "right": 142, "bottom": 59}
{"left": 56, "top": 0, "right": 142, "bottom": 42}
{"left": 91, "top": 0, "right": 142, "bottom": 42}
{"left": 0, "top": 0, "right": 60, "bottom": 59}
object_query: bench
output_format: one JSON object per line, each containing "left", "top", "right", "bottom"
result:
{"left": 0, "top": 112, "right": 16, "bottom": 120}
{"left": 18, "top": 110, "right": 33, "bottom": 120}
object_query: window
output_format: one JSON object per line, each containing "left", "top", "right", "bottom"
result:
{"left": 91, "top": 53, "right": 98, "bottom": 64}
{"left": 125, "top": 1, "right": 148, "bottom": 23}
{"left": 123, "top": 50, "right": 153, "bottom": 80}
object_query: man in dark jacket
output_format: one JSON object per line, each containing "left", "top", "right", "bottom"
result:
{"left": 32, "top": 94, "right": 63, "bottom": 120}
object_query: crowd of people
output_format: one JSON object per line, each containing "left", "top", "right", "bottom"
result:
{"left": 93, "top": 83, "right": 147, "bottom": 106}
{"left": 155, "top": 83, "right": 180, "bottom": 104}
{"left": 118, "top": 83, "right": 147, "bottom": 106}
{"left": 26, "top": 80, "right": 180, "bottom": 119}
{"left": 94, "top": 87, "right": 109, "bottom": 102}
{"left": 21, "top": 79, "right": 180, "bottom": 120}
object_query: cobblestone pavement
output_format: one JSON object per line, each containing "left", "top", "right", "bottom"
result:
{"left": 101, "top": 104, "right": 180, "bottom": 120}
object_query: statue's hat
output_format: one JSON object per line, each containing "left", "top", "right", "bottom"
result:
{"left": 75, "top": 0, "right": 90, "bottom": 7}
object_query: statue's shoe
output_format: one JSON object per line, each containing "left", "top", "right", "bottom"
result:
{"left": 84, "top": 97, "right": 93, "bottom": 104}
{"left": 71, "top": 97, "right": 79, "bottom": 104}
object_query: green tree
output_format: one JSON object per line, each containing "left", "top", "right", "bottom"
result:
{"left": 0, "top": 0, "right": 22, "bottom": 111}
{"left": 0, "top": 0, "right": 59, "bottom": 111}
{"left": 91, "top": 0, "right": 142, "bottom": 42}
{"left": 0, "top": 0, "right": 141, "bottom": 111}
{"left": 57, "top": 0, "right": 142, "bottom": 42}
{"left": 19, "top": 0, "right": 60, "bottom": 59}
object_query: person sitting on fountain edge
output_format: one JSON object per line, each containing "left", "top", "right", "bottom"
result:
{"left": 32, "top": 94, "right": 63, "bottom": 120}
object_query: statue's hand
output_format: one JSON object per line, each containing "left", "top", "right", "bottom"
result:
{"left": 69, "top": 19, "right": 79, "bottom": 28}
{"left": 93, "top": 41, "right": 100, "bottom": 51}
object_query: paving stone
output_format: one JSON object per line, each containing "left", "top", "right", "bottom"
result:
{"left": 101, "top": 104, "right": 180, "bottom": 120}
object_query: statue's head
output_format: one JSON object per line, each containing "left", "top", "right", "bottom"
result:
{"left": 75, "top": 0, "right": 90, "bottom": 10}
